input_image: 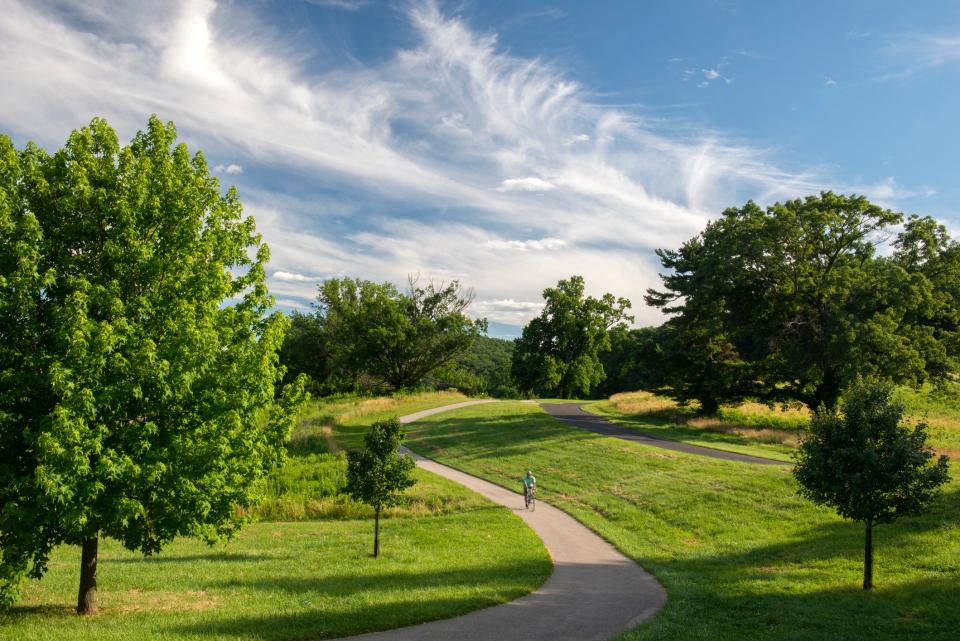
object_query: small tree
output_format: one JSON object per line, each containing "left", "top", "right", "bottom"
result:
{"left": 346, "top": 419, "right": 416, "bottom": 557}
{"left": 793, "top": 380, "right": 951, "bottom": 589}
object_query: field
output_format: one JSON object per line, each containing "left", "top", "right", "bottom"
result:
{"left": 0, "top": 393, "right": 551, "bottom": 641}
{"left": 590, "top": 383, "right": 960, "bottom": 462}
{"left": 405, "top": 401, "right": 960, "bottom": 641}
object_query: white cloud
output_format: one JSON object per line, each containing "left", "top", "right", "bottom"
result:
{"left": 496, "top": 177, "right": 556, "bottom": 192}
{"left": 824, "top": 77, "right": 838, "bottom": 87}
{"left": 272, "top": 271, "right": 314, "bottom": 282}
{"left": 472, "top": 299, "right": 544, "bottom": 325}
{"left": 215, "top": 163, "right": 243, "bottom": 174}
{"left": 483, "top": 237, "right": 567, "bottom": 251}
{"left": 304, "top": 0, "right": 369, "bottom": 10}
{"left": 564, "top": 133, "right": 590, "bottom": 145}
{"left": 702, "top": 68, "right": 720, "bottom": 80}
{"left": 0, "top": 0, "right": 936, "bottom": 331}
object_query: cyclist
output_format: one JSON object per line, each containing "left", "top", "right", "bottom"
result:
{"left": 522, "top": 470, "right": 537, "bottom": 508}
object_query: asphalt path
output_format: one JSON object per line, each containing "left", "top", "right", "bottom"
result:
{"left": 333, "top": 400, "right": 666, "bottom": 641}
{"left": 539, "top": 402, "right": 789, "bottom": 465}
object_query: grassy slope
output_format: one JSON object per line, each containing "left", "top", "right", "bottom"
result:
{"left": 591, "top": 385, "right": 960, "bottom": 461}
{"left": 1, "top": 393, "right": 551, "bottom": 641}
{"left": 405, "top": 401, "right": 960, "bottom": 641}
{"left": 588, "top": 398, "right": 796, "bottom": 462}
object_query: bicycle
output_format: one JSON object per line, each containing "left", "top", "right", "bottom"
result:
{"left": 524, "top": 485, "right": 536, "bottom": 512}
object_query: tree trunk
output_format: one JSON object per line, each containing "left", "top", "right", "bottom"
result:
{"left": 863, "top": 520, "right": 873, "bottom": 590}
{"left": 77, "top": 537, "right": 99, "bottom": 615}
{"left": 373, "top": 508, "right": 380, "bottom": 558}
{"left": 699, "top": 397, "right": 719, "bottom": 416}
{"left": 813, "top": 371, "right": 841, "bottom": 411}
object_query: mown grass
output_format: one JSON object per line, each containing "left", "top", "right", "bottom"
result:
{"left": 2, "top": 392, "right": 552, "bottom": 641}
{"left": 0, "top": 508, "right": 550, "bottom": 641}
{"left": 593, "top": 384, "right": 960, "bottom": 460}
{"left": 405, "top": 401, "right": 960, "bottom": 641}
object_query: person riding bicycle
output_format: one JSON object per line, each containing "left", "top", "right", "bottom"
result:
{"left": 522, "top": 470, "right": 537, "bottom": 507}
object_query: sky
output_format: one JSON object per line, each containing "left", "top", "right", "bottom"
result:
{"left": 1, "top": 0, "right": 959, "bottom": 338}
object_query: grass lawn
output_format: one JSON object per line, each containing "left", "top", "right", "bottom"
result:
{"left": 405, "top": 401, "right": 960, "bottom": 641}
{"left": 0, "top": 393, "right": 551, "bottom": 641}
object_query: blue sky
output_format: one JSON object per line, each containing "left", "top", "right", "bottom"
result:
{"left": 2, "top": 1, "right": 958, "bottom": 337}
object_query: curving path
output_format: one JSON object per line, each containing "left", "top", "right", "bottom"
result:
{"left": 540, "top": 402, "right": 789, "bottom": 465}
{"left": 334, "top": 400, "right": 666, "bottom": 641}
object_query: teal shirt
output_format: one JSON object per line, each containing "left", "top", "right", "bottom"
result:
{"left": 522, "top": 474, "right": 536, "bottom": 489}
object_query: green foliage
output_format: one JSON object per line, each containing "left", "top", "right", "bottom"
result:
{"left": 795, "top": 379, "right": 951, "bottom": 525}
{"left": 646, "top": 192, "right": 960, "bottom": 411}
{"left": 278, "top": 311, "right": 330, "bottom": 394}
{"left": 794, "top": 379, "right": 951, "bottom": 588}
{"left": 347, "top": 419, "right": 417, "bottom": 512}
{"left": 430, "top": 335, "right": 517, "bottom": 397}
{"left": 0, "top": 116, "right": 304, "bottom": 606}
{"left": 512, "top": 275, "right": 632, "bottom": 398}
{"left": 281, "top": 277, "right": 486, "bottom": 392}
{"left": 346, "top": 418, "right": 417, "bottom": 556}
{"left": 595, "top": 326, "right": 668, "bottom": 398}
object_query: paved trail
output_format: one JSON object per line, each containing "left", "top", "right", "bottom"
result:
{"left": 540, "top": 402, "right": 789, "bottom": 465}
{"left": 334, "top": 400, "right": 666, "bottom": 641}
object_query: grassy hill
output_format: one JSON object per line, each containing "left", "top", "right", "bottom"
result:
{"left": 405, "top": 401, "right": 960, "bottom": 641}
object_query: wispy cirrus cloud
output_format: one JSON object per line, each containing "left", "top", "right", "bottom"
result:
{"left": 879, "top": 32, "right": 960, "bottom": 80}
{"left": 0, "top": 0, "right": 929, "bottom": 327}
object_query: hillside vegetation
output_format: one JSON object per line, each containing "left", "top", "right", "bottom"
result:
{"left": 593, "top": 382, "right": 960, "bottom": 459}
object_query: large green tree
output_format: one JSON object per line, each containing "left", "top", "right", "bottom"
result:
{"left": 646, "top": 192, "right": 960, "bottom": 411}
{"left": 0, "top": 117, "right": 303, "bottom": 613}
{"left": 312, "top": 277, "right": 486, "bottom": 391}
{"left": 511, "top": 276, "right": 632, "bottom": 398}
{"left": 794, "top": 379, "right": 950, "bottom": 590}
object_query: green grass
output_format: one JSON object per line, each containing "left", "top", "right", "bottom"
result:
{"left": 405, "top": 401, "right": 960, "bottom": 641}
{"left": 587, "top": 399, "right": 796, "bottom": 462}
{"left": 2, "top": 392, "right": 552, "bottom": 640}
{"left": 593, "top": 384, "right": 960, "bottom": 461}
{"left": 253, "top": 391, "right": 473, "bottom": 521}
{"left": 0, "top": 506, "right": 550, "bottom": 641}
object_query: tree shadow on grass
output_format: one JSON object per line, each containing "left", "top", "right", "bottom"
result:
{"left": 624, "top": 486, "right": 960, "bottom": 641}
{"left": 171, "top": 558, "right": 552, "bottom": 640}
{"left": 107, "top": 552, "right": 298, "bottom": 564}
{"left": 406, "top": 414, "right": 597, "bottom": 463}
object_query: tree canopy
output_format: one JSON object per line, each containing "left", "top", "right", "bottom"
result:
{"left": 646, "top": 192, "right": 960, "bottom": 411}
{"left": 794, "top": 379, "right": 950, "bottom": 589}
{"left": 0, "top": 116, "right": 303, "bottom": 612}
{"left": 345, "top": 418, "right": 417, "bottom": 557}
{"left": 511, "top": 275, "right": 632, "bottom": 398}
{"left": 281, "top": 277, "right": 486, "bottom": 393}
